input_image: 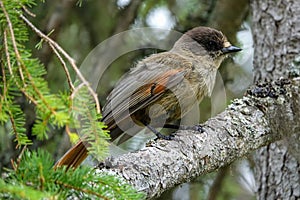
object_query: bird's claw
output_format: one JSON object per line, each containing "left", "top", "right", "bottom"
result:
{"left": 154, "top": 133, "right": 175, "bottom": 141}
{"left": 192, "top": 125, "right": 205, "bottom": 132}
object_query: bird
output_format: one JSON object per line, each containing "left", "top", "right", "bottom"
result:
{"left": 54, "top": 26, "right": 242, "bottom": 169}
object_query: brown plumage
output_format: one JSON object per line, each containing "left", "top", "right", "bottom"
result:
{"left": 54, "top": 26, "right": 241, "bottom": 169}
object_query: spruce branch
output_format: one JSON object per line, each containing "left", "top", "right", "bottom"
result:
{"left": 0, "top": 0, "right": 25, "bottom": 85}
{"left": 2, "top": 1, "right": 108, "bottom": 153}
{"left": 3, "top": 29, "right": 31, "bottom": 145}
{"left": 3, "top": 30, "right": 38, "bottom": 106}
{"left": 1, "top": 0, "right": 70, "bottom": 143}
{"left": 1, "top": 150, "right": 145, "bottom": 199}
{"left": 1, "top": 1, "right": 58, "bottom": 115}
{"left": 20, "top": 14, "right": 101, "bottom": 114}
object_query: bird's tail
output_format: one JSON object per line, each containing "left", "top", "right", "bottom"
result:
{"left": 54, "top": 140, "right": 89, "bottom": 170}
{"left": 54, "top": 126, "right": 124, "bottom": 170}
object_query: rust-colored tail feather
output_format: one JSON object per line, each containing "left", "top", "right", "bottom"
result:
{"left": 54, "top": 140, "right": 88, "bottom": 170}
{"left": 54, "top": 125, "right": 127, "bottom": 169}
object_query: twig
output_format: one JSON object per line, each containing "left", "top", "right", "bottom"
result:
{"left": 0, "top": 1, "right": 25, "bottom": 85}
{"left": 10, "top": 145, "right": 27, "bottom": 171}
{"left": 1, "top": 31, "right": 32, "bottom": 148}
{"left": 15, "top": 145, "right": 27, "bottom": 170}
{"left": 2, "top": 2, "right": 54, "bottom": 110}
{"left": 3, "top": 6, "right": 64, "bottom": 115}
{"left": 10, "top": 159, "right": 17, "bottom": 171}
{"left": 70, "top": 82, "right": 85, "bottom": 100}
{"left": 49, "top": 43, "right": 75, "bottom": 91}
{"left": 20, "top": 14, "right": 101, "bottom": 114}
{"left": 4, "top": 29, "right": 39, "bottom": 105}
{"left": 3, "top": 30, "right": 13, "bottom": 75}
{"left": 21, "top": 5, "right": 36, "bottom": 17}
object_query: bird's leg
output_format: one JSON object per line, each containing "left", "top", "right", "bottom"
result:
{"left": 146, "top": 124, "right": 175, "bottom": 140}
{"left": 163, "top": 124, "right": 205, "bottom": 133}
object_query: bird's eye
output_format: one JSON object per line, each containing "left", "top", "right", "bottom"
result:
{"left": 208, "top": 41, "right": 219, "bottom": 51}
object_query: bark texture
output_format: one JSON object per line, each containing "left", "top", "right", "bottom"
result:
{"left": 251, "top": 0, "right": 300, "bottom": 199}
{"left": 252, "top": 0, "right": 300, "bottom": 82}
{"left": 97, "top": 77, "right": 300, "bottom": 199}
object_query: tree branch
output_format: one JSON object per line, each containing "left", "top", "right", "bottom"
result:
{"left": 96, "top": 76, "right": 300, "bottom": 199}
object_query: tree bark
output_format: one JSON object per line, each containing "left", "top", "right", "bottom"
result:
{"left": 97, "top": 76, "right": 300, "bottom": 199}
{"left": 251, "top": 0, "right": 300, "bottom": 199}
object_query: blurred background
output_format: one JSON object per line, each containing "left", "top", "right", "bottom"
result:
{"left": 0, "top": 0, "right": 255, "bottom": 199}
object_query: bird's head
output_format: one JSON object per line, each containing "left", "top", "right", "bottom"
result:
{"left": 172, "top": 26, "right": 242, "bottom": 68}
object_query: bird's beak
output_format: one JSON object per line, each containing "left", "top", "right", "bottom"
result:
{"left": 221, "top": 45, "right": 242, "bottom": 54}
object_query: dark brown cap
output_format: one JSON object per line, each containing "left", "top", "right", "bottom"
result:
{"left": 184, "top": 27, "right": 242, "bottom": 54}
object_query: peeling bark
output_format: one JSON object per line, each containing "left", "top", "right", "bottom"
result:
{"left": 97, "top": 77, "right": 300, "bottom": 199}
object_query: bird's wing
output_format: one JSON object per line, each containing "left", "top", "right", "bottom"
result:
{"left": 102, "top": 55, "right": 189, "bottom": 133}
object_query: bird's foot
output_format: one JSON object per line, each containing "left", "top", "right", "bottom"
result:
{"left": 163, "top": 124, "right": 205, "bottom": 133}
{"left": 146, "top": 124, "right": 175, "bottom": 141}
{"left": 154, "top": 132, "right": 175, "bottom": 141}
